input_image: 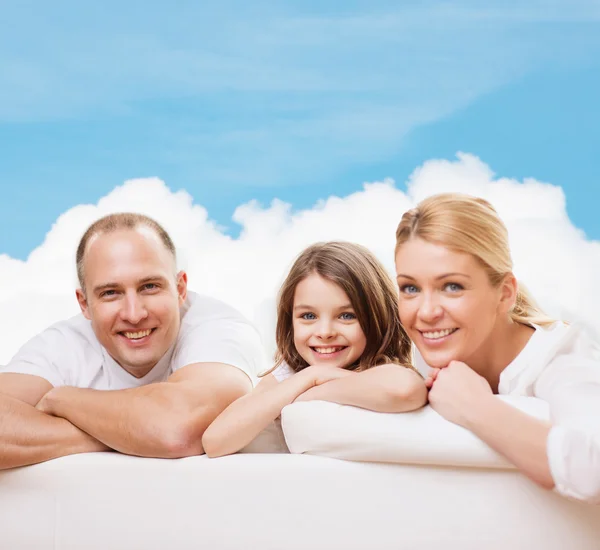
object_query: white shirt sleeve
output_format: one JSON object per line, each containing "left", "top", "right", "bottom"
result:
{"left": 271, "top": 362, "right": 295, "bottom": 382}
{"left": 171, "top": 298, "right": 267, "bottom": 385}
{"left": 0, "top": 327, "right": 70, "bottom": 387}
{"left": 535, "top": 354, "right": 600, "bottom": 503}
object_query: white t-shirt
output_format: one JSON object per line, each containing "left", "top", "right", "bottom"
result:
{"left": 271, "top": 362, "right": 295, "bottom": 382}
{"left": 416, "top": 322, "right": 600, "bottom": 504}
{"left": 0, "top": 292, "right": 266, "bottom": 390}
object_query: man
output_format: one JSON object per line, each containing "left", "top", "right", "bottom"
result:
{"left": 0, "top": 213, "right": 265, "bottom": 469}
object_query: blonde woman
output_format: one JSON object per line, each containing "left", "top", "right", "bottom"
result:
{"left": 395, "top": 193, "right": 600, "bottom": 504}
{"left": 203, "top": 241, "right": 427, "bottom": 457}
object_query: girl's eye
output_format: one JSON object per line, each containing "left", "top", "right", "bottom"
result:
{"left": 444, "top": 282, "right": 464, "bottom": 293}
{"left": 399, "top": 284, "right": 419, "bottom": 295}
{"left": 339, "top": 312, "right": 356, "bottom": 320}
{"left": 301, "top": 312, "right": 316, "bottom": 320}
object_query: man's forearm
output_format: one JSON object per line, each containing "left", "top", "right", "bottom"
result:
{"left": 39, "top": 384, "right": 205, "bottom": 458}
{"left": 295, "top": 365, "right": 427, "bottom": 412}
{"left": 0, "top": 393, "right": 109, "bottom": 470}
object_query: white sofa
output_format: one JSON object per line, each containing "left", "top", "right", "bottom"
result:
{"left": 1, "top": 398, "right": 599, "bottom": 550}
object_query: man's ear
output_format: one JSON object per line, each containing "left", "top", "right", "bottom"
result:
{"left": 176, "top": 271, "right": 188, "bottom": 304}
{"left": 499, "top": 273, "right": 518, "bottom": 315}
{"left": 76, "top": 288, "right": 92, "bottom": 320}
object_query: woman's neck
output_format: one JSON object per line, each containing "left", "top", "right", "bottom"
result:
{"left": 466, "top": 319, "right": 535, "bottom": 393}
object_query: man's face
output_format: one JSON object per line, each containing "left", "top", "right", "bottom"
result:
{"left": 76, "top": 227, "right": 187, "bottom": 378}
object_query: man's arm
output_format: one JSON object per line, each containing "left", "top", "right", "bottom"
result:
{"left": 293, "top": 364, "right": 428, "bottom": 412}
{"left": 0, "top": 373, "right": 110, "bottom": 470}
{"left": 37, "top": 363, "right": 252, "bottom": 458}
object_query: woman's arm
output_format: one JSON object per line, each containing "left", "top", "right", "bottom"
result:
{"left": 428, "top": 361, "right": 556, "bottom": 489}
{"left": 294, "top": 364, "right": 428, "bottom": 412}
{"left": 202, "top": 366, "right": 351, "bottom": 458}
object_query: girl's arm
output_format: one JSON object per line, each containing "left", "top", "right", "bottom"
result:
{"left": 202, "top": 366, "right": 350, "bottom": 458}
{"left": 294, "top": 364, "right": 428, "bottom": 412}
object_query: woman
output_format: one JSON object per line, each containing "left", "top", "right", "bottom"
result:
{"left": 394, "top": 192, "right": 600, "bottom": 504}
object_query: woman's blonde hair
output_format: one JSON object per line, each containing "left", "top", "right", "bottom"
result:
{"left": 271, "top": 241, "right": 415, "bottom": 375}
{"left": 395, "top": 193, "right": 555, "bottom": 328}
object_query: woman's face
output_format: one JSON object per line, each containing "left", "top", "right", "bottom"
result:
{"left": 395, "top": 237, "right": 509, "bottom": 370}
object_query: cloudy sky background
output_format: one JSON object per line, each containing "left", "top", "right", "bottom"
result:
{"left": 1, "top": 1, "right": 599, "bottom": 362}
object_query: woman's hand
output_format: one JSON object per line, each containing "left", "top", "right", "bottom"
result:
{"left": 428, "top": 360, "right": 493, "bottom": 428}
{"left": 424, "top": 368, "right": 440, "bottom": 389}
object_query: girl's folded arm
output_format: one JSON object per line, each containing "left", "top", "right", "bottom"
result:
{"left": 295, "top": 364, "right": 428, "bottom": 412}
{"left": 201, "top": 370, "right": 316, "bottom": 458}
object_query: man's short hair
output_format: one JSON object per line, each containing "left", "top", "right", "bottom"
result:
{"left": 76, "top": 213, "right": 177, "bottom": 290}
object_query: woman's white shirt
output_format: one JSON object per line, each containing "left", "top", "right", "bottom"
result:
{"left": 503, "top": 322, "right": 600, "bottom": 504}
{"left": 418, "top": 321, "right": 600, "bottom": 503}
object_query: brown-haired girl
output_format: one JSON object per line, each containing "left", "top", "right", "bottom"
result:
{"left": 203, "top": 241, "right": 427, "bottom": 457}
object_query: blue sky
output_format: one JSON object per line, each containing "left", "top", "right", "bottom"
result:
{"left": 1, "top": 0, "right": 599, "bottom": 260}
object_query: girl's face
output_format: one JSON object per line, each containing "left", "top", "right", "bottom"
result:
{"left": 395, "top": 237, "right": 510, "bottom": 370}
{"left": 292, "top": 273, "right": 367, "bottom": 369}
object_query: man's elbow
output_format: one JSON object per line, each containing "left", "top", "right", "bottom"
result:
{"left": 148, "top": 416, "right": 206, "bottom": 459}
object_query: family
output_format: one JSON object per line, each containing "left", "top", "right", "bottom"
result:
{"left": 1, "top": 193, "right": 598, "bottom": 505}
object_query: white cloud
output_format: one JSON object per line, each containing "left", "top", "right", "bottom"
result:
{"left": 1, "top": 153, "right": 598, "bottom": 364}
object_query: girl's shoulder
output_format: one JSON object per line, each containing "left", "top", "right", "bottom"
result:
{"left": 270, "top": 362, "right": 296, "bottom": 382}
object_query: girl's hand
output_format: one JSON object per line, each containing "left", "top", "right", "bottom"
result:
{"left": 428, "top": 360, "right": 493, "bottom": 427}
{"left": 301, "top": 365, "right": 353, "bottom": 387}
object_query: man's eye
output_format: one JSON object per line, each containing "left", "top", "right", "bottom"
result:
{"left": 142, "top": 283, "right": 158, "bottom": 291}
{"left": 339, "top": 312, "right": 356, "bottom": 320}
{"left": 301, "top": 312, "right": 316, "bottom": 320}
{"left": 400, "top": 284, "right": 419, "bottom": 295}
{"left": 100, "top": 290, "right": 117, "bottom": 298}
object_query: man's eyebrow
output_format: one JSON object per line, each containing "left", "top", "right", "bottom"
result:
{"left": 137, "top": 275, "right": 168, "bottom": 284}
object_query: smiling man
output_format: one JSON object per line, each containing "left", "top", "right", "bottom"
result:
{"left": 0, "top": 213, "right": 265, "bottom": 469}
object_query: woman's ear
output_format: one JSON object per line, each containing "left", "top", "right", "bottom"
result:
{"left": 499, "top": 273, "right": 518, "bottom": 314}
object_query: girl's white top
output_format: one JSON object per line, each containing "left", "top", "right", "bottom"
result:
{"left": 416, "top": 321, "right": 600, "bottom": 503}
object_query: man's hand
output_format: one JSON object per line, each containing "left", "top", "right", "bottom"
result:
{"left": 428, "top": 360, "right": 494, "bottom": 427}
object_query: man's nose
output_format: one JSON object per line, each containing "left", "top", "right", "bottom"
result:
{"left": 119, "top": 293, "right": 149, "bottom": 325}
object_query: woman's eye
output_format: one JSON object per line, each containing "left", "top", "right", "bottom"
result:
{"left": 400, "top": 284, "right": 419, "bottom": 295}
{"left": 301, "top": 312, "right": 316, "bottom": 320}
{"left": 339, "top": 312, "right": 356, "bottom": 320}
{"left": 444, "top": 282, "right": 463, "bottom": 292}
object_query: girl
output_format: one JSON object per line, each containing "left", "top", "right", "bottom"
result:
{"left": 203, "top": 241, "right": 427, "bottom": 457}
{"left": 394, "top": 192, "right": 600, "bottom": 504}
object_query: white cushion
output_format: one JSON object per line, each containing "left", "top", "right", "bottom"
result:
{"left": 1, "top": 453, "right": 599, "bottom": 550}
{"left": 281, "top": 395, "right": 550, "bottom": 469}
